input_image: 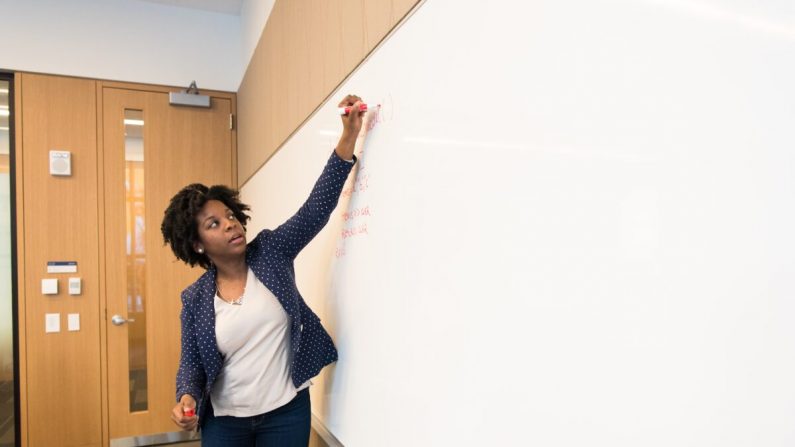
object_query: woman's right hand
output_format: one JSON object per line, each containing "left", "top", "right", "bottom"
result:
{"left": 171, "top": 394, "right": 198, "bottom": 431}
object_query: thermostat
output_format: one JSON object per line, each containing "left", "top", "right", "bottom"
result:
{"left": 49, "top": 150, "right": 72, "bottom": 176}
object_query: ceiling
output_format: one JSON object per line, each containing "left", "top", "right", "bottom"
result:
{"left": 132, "top": 0, "right": 244, "bottom": 15}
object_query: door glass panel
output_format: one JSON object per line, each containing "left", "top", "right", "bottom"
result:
{"left": 124, "top": 109, "right": 148, "bottom": 412}
{"left": 0, "top": 79, "right": 15, "bottom": 446}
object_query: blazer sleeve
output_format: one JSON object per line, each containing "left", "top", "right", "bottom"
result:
{"left": 175, "top": 289, "right": 206, "bottom": 403}
{"left": 269, "top": 151, "right": 356, "bottom": 260}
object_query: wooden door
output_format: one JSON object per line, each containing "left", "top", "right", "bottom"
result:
{"left": 101, "top": 86, "right": 234, "bottom": 441}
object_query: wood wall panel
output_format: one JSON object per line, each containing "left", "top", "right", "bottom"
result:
{"left": 15, "top": 74, "right": 236, "bottom": 447}
{"left": 20, "top": 73, "right": 102, "bottom": 446}
{"left": 237, "top": 0, "right": 421, "bottom": 185}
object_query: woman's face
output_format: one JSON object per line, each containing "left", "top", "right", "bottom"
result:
{"left": 194, "top": 199, "right": 247, "bottom": 262}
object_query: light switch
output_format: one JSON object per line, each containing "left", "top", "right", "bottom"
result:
{"left": 45, "top": 313, "right": 60, "bottom": 333}
{"left": 67, "top": 313, "right": 80, "bottom": 331}
{"left": 42, "top": 278, "right": 58, "bottom": 295}
{"left": 68, "top": 277, "right": 81, "bottom": 295}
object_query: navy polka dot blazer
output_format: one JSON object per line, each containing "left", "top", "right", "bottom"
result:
{"left": 176, "top": 151, "right": 356, "bottom": 424}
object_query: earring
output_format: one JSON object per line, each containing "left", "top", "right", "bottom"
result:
{"left": 197, "top": 248, "right": 204, "bottom": 254}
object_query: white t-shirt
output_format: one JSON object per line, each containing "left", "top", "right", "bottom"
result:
{"left": 210, "top": 268, "right": 310, "bottom": 417}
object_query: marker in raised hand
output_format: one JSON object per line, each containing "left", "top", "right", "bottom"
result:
{"left": 338, "top": 103, "right": 375, "bottom": 115}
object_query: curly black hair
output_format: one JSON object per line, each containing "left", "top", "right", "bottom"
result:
{"left": 161, "top": 183, "right": 251, "bottom": 269}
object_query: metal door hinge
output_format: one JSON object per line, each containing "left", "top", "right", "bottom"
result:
{"left": 229, "top": 114, "right": 234, "bottom": 130}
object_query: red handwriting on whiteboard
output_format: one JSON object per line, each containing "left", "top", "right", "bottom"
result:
{"left": 359, "top": 94, "right": 395, "bottom": 136}
{"left": 342, "top": 205, "right": 371, "bottom": 222}
{"left": 355, "top": 147, "right": 366, "bottom": 171}
{"left": 365, "top": 106, "right": 382, "bottom": 132}
{"left": 335, "top": 246, "right": 347, "bottom": 258}
{"left": 341, "top": 174, "right": 370, "bottom": 198}
{"left": 341, "top": 223, "right": 369, "bottom": 240}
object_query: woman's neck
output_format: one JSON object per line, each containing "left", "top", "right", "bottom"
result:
{"left": 213, "top": 255, "right": 247, "bottom": 282}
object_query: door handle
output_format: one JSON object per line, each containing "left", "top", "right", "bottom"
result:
{"left": 111, "top": 314, "right": 136, "bottom": 326}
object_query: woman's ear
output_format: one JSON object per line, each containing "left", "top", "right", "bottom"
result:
{"left": 194, "top": 243, "right": 204, "bottom": 254}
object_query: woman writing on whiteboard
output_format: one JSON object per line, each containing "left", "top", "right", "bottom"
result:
{"left": 160, "top": 95, "right": 364, "bottom": 446}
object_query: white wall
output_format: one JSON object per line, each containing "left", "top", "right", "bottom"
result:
{"left": 0, "top": 0, "right": 243, "bottom": 91}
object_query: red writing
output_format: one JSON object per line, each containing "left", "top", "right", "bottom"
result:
{"left": 360, "top": 94, "right": 395, "bottom": 135}
{"left": 373, "top": 94, "right": 395, "bottom": 127}
{"left": 335, "top": 246, "right": 347, "bottom": 258}
{"left": 341, "top": 223, "right": 369, "bottom": 239}
{"left": 342, "top": 205, "right": 371, "bottom": 222}
{"left": 341, "top": 174, "right": 370, "bottom": 198}
{"left": 365, "top": 106, "right": 383, "bottom": 132}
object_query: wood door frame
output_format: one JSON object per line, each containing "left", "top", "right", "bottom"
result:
{"left": 96, "top": 81, "right": 236, "bottom": 446}
{"left": 12, "top": 71, "right": 32, "bottom": 447}
{"left": 5, "top": 70, "right": 26, "bottom": 447}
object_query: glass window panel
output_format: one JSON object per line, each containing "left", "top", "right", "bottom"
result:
{"left": 0, "top": 79, "right": 15, "bottom": 445}
{"left": 124, "top": 109, "right": 148, "bottom": 413}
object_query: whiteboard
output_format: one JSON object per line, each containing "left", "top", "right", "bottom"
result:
{"left": 241, "top": 0, "right": 795, "bottom": 445}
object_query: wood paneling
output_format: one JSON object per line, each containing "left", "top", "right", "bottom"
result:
{"left": 237, "top": 0, "right": 421, "bottom": 185}
{"left": 20, "top": 73, "right": 102, "bottom": 446}
{"left": 15, "top": 73, "right": 236, "bottom": 446}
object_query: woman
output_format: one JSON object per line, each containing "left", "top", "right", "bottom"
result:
{"left": 161, "top": 95, "right": 365, "bottom": 446}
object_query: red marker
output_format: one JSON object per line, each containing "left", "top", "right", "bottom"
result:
{"left": 338, "top": 103, "right": 371, "bottom": 115}
{"left": 184, "top": 407, "right": 195, "bottom": 418}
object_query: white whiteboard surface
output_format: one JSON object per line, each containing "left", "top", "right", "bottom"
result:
{"left": 241, "top": 0, "right": 795, "bottom": 445}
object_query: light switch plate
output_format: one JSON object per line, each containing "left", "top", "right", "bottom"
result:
{"left": 67, "top": 313, "right": 80, "bottom": 331}
{"left": 42, "top": 278, "right": 58, "bottom": 295}
{"left": 68, "top": 277, "right": 81, "bottom": 295}
{"left": 45, "top": 313, "right": 60, "bottom": 333}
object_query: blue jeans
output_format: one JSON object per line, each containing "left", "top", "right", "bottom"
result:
{"left": 201, "top": 388, "right": 311, "bottom": 447}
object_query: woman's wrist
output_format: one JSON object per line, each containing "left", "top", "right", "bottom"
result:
{"left": 339, "top": 131, "right": 357, "bottom": 146}
{"left": 336, "top": 133, "right": 357, "bottom": 159}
